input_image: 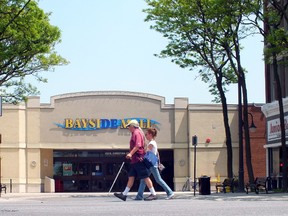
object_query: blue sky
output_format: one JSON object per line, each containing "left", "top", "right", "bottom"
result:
{"left": 35, "top": 0, "right": 265, "bottom": 104}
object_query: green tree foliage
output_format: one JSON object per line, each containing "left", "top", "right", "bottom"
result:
{"left": 0, "top": 0, "right": 68, "bottom": 103}
{"left": 143, "top": 0, "right": 258, "bottom": 183}
{"left": 144, "top": 0, "right": 240, "bottom": 102}
{"left": 248, "top": 0, "right": 288, "bottom": 192}
{"left": 265, "top": 0, "right": 288, "bottom": 192}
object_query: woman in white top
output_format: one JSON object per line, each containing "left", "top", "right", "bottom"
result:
{"left": 135, "top": 127, "right": 174, "bottom": 201}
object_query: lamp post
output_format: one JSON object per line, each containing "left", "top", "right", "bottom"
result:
{"left": 248, "top": 112, "right": 257, "bottom": 132}
{"left": 238, "top": 96, "right": 257, "bottom": 193}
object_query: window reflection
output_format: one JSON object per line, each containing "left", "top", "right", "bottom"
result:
{"left": 92, "top": 163, "right": 103, "bottom": 176}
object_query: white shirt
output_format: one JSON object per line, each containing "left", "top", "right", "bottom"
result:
{"left": 148, "top": 140, "right": 158, "bottom": 155}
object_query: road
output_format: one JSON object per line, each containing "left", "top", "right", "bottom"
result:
{"left": 0, "top": 192, "right": 287, "bottom": 216}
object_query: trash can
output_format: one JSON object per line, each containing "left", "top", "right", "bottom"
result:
{"left": 199, "top": 175, "right": 211, "bottom": 195}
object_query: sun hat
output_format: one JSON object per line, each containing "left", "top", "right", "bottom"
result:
{"left": 126, "top": 119, "right": 139, "bottom": 128}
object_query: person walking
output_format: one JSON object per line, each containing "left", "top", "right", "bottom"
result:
{"left": 114, "top": 119, "right": 157, "bottom": 201}
{"left": 135, "top": 127, "right": 174, "bottom": 200}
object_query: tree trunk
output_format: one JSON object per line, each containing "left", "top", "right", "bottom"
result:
{"left": 241, "top": 72, "right": 255, "bottom": 184}
{"left": 216, "top": 75, "right": 233, "bottom": 178}
{"left": 272, "top": 52, "right": 288, "bottom": 192}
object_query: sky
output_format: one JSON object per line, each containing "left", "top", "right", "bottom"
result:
{"left": 34, "top": 0, "right": 265, "bottom": 105}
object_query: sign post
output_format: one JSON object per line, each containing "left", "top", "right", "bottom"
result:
{"left": 192, "top": 135, "right": 197, "bottom": 196}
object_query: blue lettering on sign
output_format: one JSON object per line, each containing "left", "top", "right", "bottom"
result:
{"left": 55, "top": 118, "right": 160, "bottom": 131}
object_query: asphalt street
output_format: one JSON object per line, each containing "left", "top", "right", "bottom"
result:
{"left": 1, "top": 191, "right": 288, "bottom": 216}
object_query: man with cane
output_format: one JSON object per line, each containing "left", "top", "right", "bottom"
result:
{"left": 114, "top": 119, "right": 157, "bottom": 201}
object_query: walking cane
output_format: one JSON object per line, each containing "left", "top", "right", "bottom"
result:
{"left": 108, "top": 161, "right": 125, "bottom": 195}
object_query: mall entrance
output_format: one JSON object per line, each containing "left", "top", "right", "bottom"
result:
{"left": 53, "top": 150, "right": 174, "bottom": 192}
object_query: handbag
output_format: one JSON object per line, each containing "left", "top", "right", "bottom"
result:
{"left": 143, "top": 151, "right": 158, "bottom": 169}
{"left": 157, "top": 151, "right": 165, "bottom": 172}
{"left": 158, "top": 163, "right": 165, "bottom": 172}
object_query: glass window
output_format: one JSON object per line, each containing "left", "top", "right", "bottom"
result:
{"left": 91, "top": 180, "right": 104, "bottom": 191}
{"left": 92, "top": 163, "right": 103, "bottom": 176}
{"left": 78, "top": 163, "right": 90, "bottom": 176}
{"left": 106, "top": 163, "right": 114, "bottom": 176}
{"left": 63, "top": 180, "right": 77, "bottom": 192}
{"left": 54, "top": 161, "right": 63, "bottom": 176}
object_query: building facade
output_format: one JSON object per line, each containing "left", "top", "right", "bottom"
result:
{"left": 262, "top": 99, "right": 288, "bottom": 187}
{"left": 0, "top": 91, "right": 252, "bottom": 193}
{"left": 261, "top": 0, "right": 288, "bottom": 188}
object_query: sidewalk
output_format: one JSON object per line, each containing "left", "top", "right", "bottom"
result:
{"left": 1, "top": 191, "right": 288, "bottom": 201}
{"left": 2, "top": 191, "right": 288, "bottom": 216}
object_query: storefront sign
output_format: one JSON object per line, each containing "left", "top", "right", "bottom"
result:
{"left": 267, "top": 114, "right": 288, "bottom": 144}
{"left": 55, "top": 118, "right": 160, "bottom": 131}
{"left": 63, "top": 163, "right": 73, "bottom": 176}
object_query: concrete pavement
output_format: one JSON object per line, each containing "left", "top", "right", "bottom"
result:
{"left": 1, "top": 191, "right": 288, "bottom": 216}
{"left": 1, "top": 190, "right": 288, "bottom": 201}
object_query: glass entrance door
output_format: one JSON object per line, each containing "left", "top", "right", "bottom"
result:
{"left": 53, "top": 149, "right": 174, "bottom": 192}
{"left": 53, "top": 150, "right": 128, "bottom": 192}
{"left": 77, "top": 162, "right": 91, "bottom": 192}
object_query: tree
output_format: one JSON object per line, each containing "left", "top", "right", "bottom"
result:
{"left": 217, "top": 0, "right": 257, "bottom": 185}
{"left": 143, "top": 0, "right": 258, "bottom": 185}
{"left": 242, "top": 0, "right": 288, "bottom": 192}
{"left": 248, "top": 0, "right": 288, "bottom": 191}
{"left": 265, "top": 0, "right": 288, "bottom": 193}
{"left": 0, "top": 0, "right": 68, "bottom": 103}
